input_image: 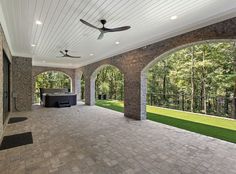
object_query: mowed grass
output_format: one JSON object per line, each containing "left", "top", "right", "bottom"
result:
{"left": 96, "top": 100, "right": 236, "bottom": 143}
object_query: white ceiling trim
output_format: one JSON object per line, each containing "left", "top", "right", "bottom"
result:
{"left": 12, "top": 52, "right": 33, "bottom": 58}
{"left": 32, "top": 60, "right": 77, "bottom": 69}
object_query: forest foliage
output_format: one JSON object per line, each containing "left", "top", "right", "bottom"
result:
{"left": 34, "top": 71, "right": 71, "bottom": 102}
{"left": 148, "top": 41, "right": 236, "bottom": 118}
{"left": 95, "top": 66, "right": 124, "bottom": 100}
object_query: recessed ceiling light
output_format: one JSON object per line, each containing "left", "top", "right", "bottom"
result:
{"left": 170, "top": 15, "right": 178, "bottom": 20}
{"left": 35, "top": 20, "right": 42, "bottom": 25}
{"left": 115, "top": 41, "right": 120, "bottom": 45}
{"left": 89, "top": 53, "right": 94, "bottom": 56}
{"left": 42, "top": 60, "right": 46, "bottom": 63}
{"left": 31, "top": 44, "right": 36, "bottom": 47}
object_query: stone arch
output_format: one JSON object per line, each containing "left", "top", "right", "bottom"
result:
{"left": 140, "top": 39, "right": 236, "bottom": 119}
{"left": 32, "top": 66, "right": 76, "bottom": 103}
{"left": 32, "top": 66, "right": 74, "bottom": 79}
{"left": 142, "top": 39, "right": 236, "bottom": 74}
{"left": 33, "top": 69, "right": 72, "bottom": 79}
{"left": 34, "top": 70, "right": 72, "bottom": 81}
{"left": 91, "top": 64, "right": 123, "bottom": 79}
{"left": 85, "top": 64, "right": 123, "bottom": 105}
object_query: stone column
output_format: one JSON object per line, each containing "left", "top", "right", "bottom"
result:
{"left": 71, "top": 78, "right": 75, "bottom": 93}
{"left": 71, "top": 70, "right": 76, "bottom": 94}
{"left": 12, "top": 57, "right": 32, "bottom": 111}
{"left": 124, "top": 71, "right": 146, "bottom": 120}
{"left": 76, "top": 78, "right": 81, "bottom": 101}
{"left": 84, "top": 76, "right": 95, "bottom": 105}
{"left": 75, "top": 70, "right": 83, "bottom": 101}
{"left": 32, "top": 76, "right": 35, "bottom": 103}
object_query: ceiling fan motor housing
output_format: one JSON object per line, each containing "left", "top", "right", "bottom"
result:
{"left": 101, "top": 19, "right": 106, "bottom": 25}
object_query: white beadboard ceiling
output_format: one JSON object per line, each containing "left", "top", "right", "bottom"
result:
{"left": 0, "top": 0, "right": 236, "bottom": 68}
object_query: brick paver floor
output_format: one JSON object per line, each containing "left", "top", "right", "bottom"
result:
{"left": 0, "top": 103, "right": 236, "bottom": 174}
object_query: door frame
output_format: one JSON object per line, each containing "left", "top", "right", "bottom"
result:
{"left": 3, "top": 50, "right": 10, "bottom": 123}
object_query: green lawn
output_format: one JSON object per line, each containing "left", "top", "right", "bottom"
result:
{"left": 96, "top": 100, "right": 236, "bottom": 143}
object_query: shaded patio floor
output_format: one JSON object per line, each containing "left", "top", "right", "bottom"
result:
{"left": 0, "top": 103, "right": 236, "bottom": 174}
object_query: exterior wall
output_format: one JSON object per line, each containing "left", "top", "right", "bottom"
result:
{"left": 77, "top": 17, "right": 236, "bottom": 120}
{"left": 12, "top": 57, "right": 32, "bottom": 112}
{"left": 0, "top": 24, "right": 12, "bottom": 140}
{"left": 32, "top": 66, "right": 77, "bottom": 103}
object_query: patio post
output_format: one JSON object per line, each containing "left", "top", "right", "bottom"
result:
{"left": 124, "top": 71, "right": 146, "bottom": 120}
{"left": 84, "top": 76, "right": 95, "bottom": 105}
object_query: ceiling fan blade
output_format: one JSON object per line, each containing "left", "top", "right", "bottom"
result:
{"left": 60, "top": 50, "right": 65, "bottom": 55}
{"left": 67, "top": 55, "right": 81, "bottom": 58}
{"left": 65, "top": 54, "right": 81, "bottom": 58}
{"left": 80, "top": 19, "right": 99, "bottom": 30}
{"left": 106, "top": 26, "right": 131, "bottom": 32}
{"left": 98, "top": 32, "right": 104, "bottom": 40}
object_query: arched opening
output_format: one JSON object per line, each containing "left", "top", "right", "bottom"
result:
{"left": 81, "top": 74, "right": 85, "bottom": 101}
{"left": 34, "top": 71, "right": 72, "bottom": 103}
{"left": 94, "top": 40, "right": 236, "bottom": 141}
{"left": 143, "top": 40, "right": 236, "bottom": 119}
{"left": 90, "top": 64, "right": 124, "bottom": 107}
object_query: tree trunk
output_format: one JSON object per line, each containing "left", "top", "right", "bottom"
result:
{"left": 150, "top": 93, "right": 153, "bottom": 105}
{"left": 224, "top": 90, "right": 229, "bottom": 115}
{"left": 232, "top": 42, "right": 236, "bottom": 119}
{"left": 202, "top": 48, "right": 207, "bottom": 114}
{"left": 233, "top": 88, "right": 236, "bottom": 119}
{"left": 190, "top": 46, "right": 195, "bottom": 112}
{"left": 151, "top": 72, "right": 155, "bottom": 105}
{"left": 163, "top": 60, "right": 167, "bottom": 104}
{"left": 182, "top": 93, "right": 185, "bottom": 111}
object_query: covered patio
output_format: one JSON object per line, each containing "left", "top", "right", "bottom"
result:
{"left": 0, "top": 1, "right": 236, "bottom": 173}
{"left": 1, "top": 103, "right": 236, "bottom": 174}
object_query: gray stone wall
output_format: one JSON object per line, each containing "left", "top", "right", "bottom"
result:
{"left": 32, "top": 66, "right": 77, "bottom": 103}
{"left": 12, "top": 57, "right": 32, "bottom": 112}
{"left": 77, "top": 17, "right": 236, "bottom": 120}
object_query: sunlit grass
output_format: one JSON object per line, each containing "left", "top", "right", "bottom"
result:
{"left": 96, "top": 100, "right": 236, "bottom": 143}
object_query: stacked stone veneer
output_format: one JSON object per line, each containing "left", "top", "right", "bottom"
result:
{"left": 12, "top": 57, "right": 32, "bottom": 112}
{"left": 77, "top": 17, "right": 236, "bottom": 120}
{"left": 32, "top": 66, "right": 77, "bottom": 103}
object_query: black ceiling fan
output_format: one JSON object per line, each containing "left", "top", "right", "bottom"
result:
{"left": 80, "top": 19, "right": 131, "bottom": 40}
{"left": 59, "top": 50, "right": 81, "bottom": 58}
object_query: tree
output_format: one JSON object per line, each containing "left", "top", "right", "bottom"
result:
{"left": 95, "top": 66, "right": 124, "bottom": 100}
{"left": 232, "top": 42, "right": 236, "bottom": 119}
{"left": 35, "top": 71, "right": 71, "bottom": 103}
{"left": 147, "top": 41, "right": 236, "bottom": 118}
{"left": 190, "top": 46, "right": 195, "bottom": 112}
